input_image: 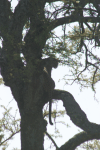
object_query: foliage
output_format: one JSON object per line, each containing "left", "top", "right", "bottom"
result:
{"left": 0, "top": 105, "right": 20, "bottom": 150}
{"left": 77, "top": 139, "right": 100, "bottom": 150}
{"left": 0, "top": 78, "right": 4, "bottom": 85}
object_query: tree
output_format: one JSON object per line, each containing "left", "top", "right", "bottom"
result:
{"left": 0, "top": 105, "right": 20, "bottom": 150}
{"left": 77, "top": 139, "right": 100, "bottom": 150}
{"left": 0, "top": 0, "right": 100, "bottom": 150}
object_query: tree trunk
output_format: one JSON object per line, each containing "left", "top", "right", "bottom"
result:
{"left": 17, "top": 73, "right": 47, "bottom": 150}
{"left": 21, "top": 105, "right": 45, "bottom": 150}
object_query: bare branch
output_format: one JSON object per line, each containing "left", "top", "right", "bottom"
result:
{"left": 53, "top": 89, "right": 100, "bottom": 134}
{"left": 50, "top": 15, "right": 100, "bottom": 31}
{"left": 0, "top": 130, "right": 20, "bottom": 146}
{"left": 45, "top": 131, "right": 59, "bottom": 149}
{"left": 60, "top": 131, "right": 100, "bottom": 150}
{"left": 92, "top": 67, "right": 98, "bottom": 91}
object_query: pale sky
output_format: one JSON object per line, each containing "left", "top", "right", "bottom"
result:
{"left": 0, "top": 1, "right": 100, "bottom": 150}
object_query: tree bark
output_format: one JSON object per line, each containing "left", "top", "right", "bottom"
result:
{"left": 21, "top": 106, "right": 45, "bottom": 150}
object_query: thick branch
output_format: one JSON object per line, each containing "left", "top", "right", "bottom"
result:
{"left": 0, "top": 0, "right": 12, "bottom": 37}
{"left": 50, "top": 15, "right": 100, "bottom": 31}
{"left": 9, "top": 0, "right": 30, "bottom": 42}
{"left": 53, "top": 90, "right": 100, "bottom": 134}
{"left": 59, "top": 131, "right": 100, "bottom": 150}
{"left": 46, "top": 0, "right": 59, "bottom": 2}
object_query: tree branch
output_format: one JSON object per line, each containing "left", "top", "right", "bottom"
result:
{"left": 9, "top": 0, "right": 29, "bottom": 42}
{"left": 0, "top": 0, "right": 12, "bottom": 38}
{"left": 46, "top": 0, "right": 59, "bottom": 3}
{"left": 50, "top": 15, "right": 100, "bottom": 31}
{"left": 0, "top": 130, "right": 20, "bottom": 146}
{"left": 53, "top": 89, "right": 100, "bottom": 134}
{"left": 59, "top": 131, "right": 100, "bottom": 150}
{"left": 45, "top": 131, "right": 59, "bottom": 149}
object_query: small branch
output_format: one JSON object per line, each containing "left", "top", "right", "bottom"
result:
{"left": 92, "top": 67, "right": 98, "bottom": 91}
{"left": 45, "top": 131, "right": 59, "bottom": 149}
{"left": 0, "top": 130, "right": 20, "bottom": 146}
{"left": 85, "top": 22, "right": 93, "bottom": 32}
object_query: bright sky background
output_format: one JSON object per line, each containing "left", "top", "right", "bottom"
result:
{"left": 0, "top": 1, "right": 100, "bottom": 150}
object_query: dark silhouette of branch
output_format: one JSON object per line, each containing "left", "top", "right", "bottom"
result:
{"left": 0, "top": 130, "right": 20, "bottom": 146}
{"left": 53, "top": 90, "right": 100, "bottom": 134}
{"left": 45, "top": 131, "right": 59, "bottom": 149}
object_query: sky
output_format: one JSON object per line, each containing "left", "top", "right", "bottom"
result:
{"left": 0, "top": 0, "right": 100, "bottom": 150}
